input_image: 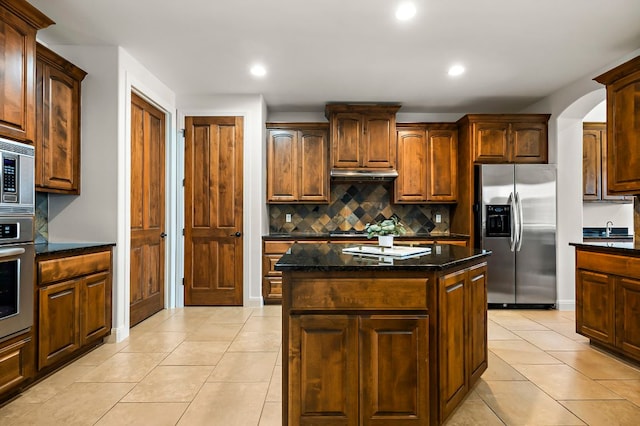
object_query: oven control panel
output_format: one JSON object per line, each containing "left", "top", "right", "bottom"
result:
{"left": 0, "top": 223, "right": 18, "bottom": 239}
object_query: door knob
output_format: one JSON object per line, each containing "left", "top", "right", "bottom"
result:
{"left": 231, "top": 232, "right": 242, "bottom": 237}
{"left": 160, "top": 232, "right": 167, "bottom": 238}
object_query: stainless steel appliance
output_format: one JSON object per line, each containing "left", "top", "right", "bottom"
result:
{"left": 475, "top": 164, "right": 556, "bottom": 308}
{"left": 0, "top": 138, "right": 35, "bottom": 340}
{"left": 0, "top": 138, "right": 35, "bottom": 215}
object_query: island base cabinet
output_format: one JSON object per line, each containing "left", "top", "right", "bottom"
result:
{"left": 288, "top": 314, "right": 429, "bottom": 425}
{"left": 575, "top": 249, "right": 640, "bottom": 364}
{"left": 616, "top": 277, "right": 640, "bottom": 360}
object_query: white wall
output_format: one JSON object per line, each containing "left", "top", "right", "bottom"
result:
{"left": 42, "top": 44, "right": 177, "bottom": 342}
{"left": 522, "top": 48, "right": 640, "bottom": 310}
{"left": 177, "top": 94, "right": 268, "bottom": 308}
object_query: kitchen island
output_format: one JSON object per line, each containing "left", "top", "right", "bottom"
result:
{"left": 571, "top": 241, "right": 640, "bottom": 365}
{"left": 276, "top": 242, "right": 491, "bottom": 426}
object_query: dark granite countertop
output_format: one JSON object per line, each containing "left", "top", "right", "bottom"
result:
{"left": 35, "top": 242, "right": 115, "bottom": 256}
{"left": 264, "top": 232, "right": 470, "bottom": 241}
{"left": 275, "top": 242, "right": 490, "bottom": 272}
{"left": 570, "top": 241, "right": 640, "bottom": 256}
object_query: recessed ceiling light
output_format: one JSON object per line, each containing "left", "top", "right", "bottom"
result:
{"left": 250, "top": 64, "right": 267, "bottom": 77}
{"left": 448, "top": 65, "right": 465, "bottom": 77}
{"left": 396, "top": 2, "right": 416, "bottom": 21}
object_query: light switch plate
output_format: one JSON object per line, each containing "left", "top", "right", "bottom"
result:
{"left": 435, "top": 214, "right": 441, "bottom": 223}
{"left": 285, "top": 213, "right": 292, "bottom": 222}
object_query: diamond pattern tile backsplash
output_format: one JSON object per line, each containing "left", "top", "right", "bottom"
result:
{"left": 35, "top": 192, "right": 48, "bottom": 243}
{"left": 269, "top": 183, "right": 450, "bottom": 235}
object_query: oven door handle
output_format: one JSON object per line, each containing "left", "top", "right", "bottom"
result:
{"left": 0, "top": 247, "right": 25, "bottom": 258}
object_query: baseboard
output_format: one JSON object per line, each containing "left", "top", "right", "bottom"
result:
{"left": 556, "top": 300, "right": 576, "bottom": 311}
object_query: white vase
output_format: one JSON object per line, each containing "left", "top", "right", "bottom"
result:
{"left": 378, "top": 235, "right": 394, "bottom": 248}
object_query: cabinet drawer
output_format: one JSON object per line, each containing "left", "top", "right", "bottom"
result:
{"left": 290, "top": 277, "right": 428, "bottom": 310}
{"left": 264, "top": 241, "right": 293, "bottom": 254}
{"left": 0, "top": 335, "right": 31, "bottom": 395}
{"left": 38, "top": 250, "right": 111, "bottom": 285}
{"left": 577, "top": 250, "right": 640, "bottom": 278}
{"left": 265, "top": 254, "right": 284, "bottom": 275}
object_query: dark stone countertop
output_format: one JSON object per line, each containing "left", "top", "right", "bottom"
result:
{"left": 275, "top": 242, "right": 490, "bottom": 272}
{"left": 35, "top": 242, "right": 116, "bottom": 256}
{"left": 570, "top": 241, "right": 640, "bottom": 256}
{"left": 264, "top": 232, "right": 470, "bottom": 241}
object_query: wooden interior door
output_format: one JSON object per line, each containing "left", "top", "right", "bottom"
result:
{"left": 130, "top": 92, "right": 166, "bottom": 326}
{"left": 184, "top": 116, "right": 243, "bottom": 305}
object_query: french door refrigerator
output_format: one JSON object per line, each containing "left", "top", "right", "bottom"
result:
{"left": 475, "top": 164, "right": 556, "bottom": 308}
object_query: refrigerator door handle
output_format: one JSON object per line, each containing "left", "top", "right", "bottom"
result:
{"left": 508, "top": 192, "right": 517, "bottom": 252}
{"left": 516, "top": 192, "right": 524, "bottom": 251}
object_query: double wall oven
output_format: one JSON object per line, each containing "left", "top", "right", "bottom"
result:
{"left": 0, "top": 138, "right": 35, "bottom": 341}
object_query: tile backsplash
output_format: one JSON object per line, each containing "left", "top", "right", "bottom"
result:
{"left": 269, "top": 183, "right": 450, "bottom": 235}
{"left": 35, "top": 192, "right": 48, "bottom": 243}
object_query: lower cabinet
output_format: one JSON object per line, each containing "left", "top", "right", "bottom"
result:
{"left": 438, "top": 263, "right": 487, "bottom": 421}
{"left": 36, "top": 247, "right": 113, "bottom": 370}
{"left": 289, "top": 314, "right": 429, "bottom": 425}
{"left": 0, "top": 333, "right": 34, "bottom": 399}
{"left": 575, "top": 248, "right": 640, "bottom": 363}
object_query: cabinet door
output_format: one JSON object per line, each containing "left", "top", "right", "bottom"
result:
{"left": 360, "top": 316, "right": 429, "bottom": 425}
{"left": 0, "top": 9, "right": 36, "bottom": 142}
{"left": 510, "top": 122, "right": 548, "bottom": 163}
{"left": 395, "top": 129, "right": 428, "bottom": 202}
{"left": 616, "top": 277, "right": 640, "bottom": 360}
{"left": 576, "top": 269, "right": 615, "bottom": 344}
{"left": 439, "top": 269, "right": 467, "bottom": 420}
{"left": 36, "top": 61, "right": 81, "bottom": 193}
{"left": 267, "top": 129, "right": 298, "bottom": 202}
{"left": 467, "top": 263, "right": 487, "bottom": 385}
{"left": 288, "top": 315, "right": 358, "bottom": 425}
{"left": 298, "top": 129, "right": 328, "bottom": 202}
{"left": 604, "top": 68, "right": 640, "bottom": 194}
{"left": 81, "top": 272, "right": 111, "bottom": 345}
{"left": 427, "top": 129, "right": 457, "bottom": 202}
{"left": 582, "top": 127, "right": 602, "bottom": 200}
{"left": 600, "top": 128, "right": 632, "bottom": 201}
{"left": 362, "top": 113, "right": 395, "bottom": 169}
{"left": 38, "top": 280, "right": 81, "bottom": 369}
{"left": 0, "top": 334, "right": 33, "bottom": 396}
{"left": 332, "top": 113, "right": 362, "bottom": 168}
{"left": 472, "top": 122, "right": 509, "bottom": 163}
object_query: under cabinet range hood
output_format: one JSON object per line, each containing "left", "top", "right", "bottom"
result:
{"left": 330, "top": 168, "right": 398, "bottom": 181}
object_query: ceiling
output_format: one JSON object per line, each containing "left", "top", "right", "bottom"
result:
{"left": 29, "top": 0, "right": 640, "bottom": 113}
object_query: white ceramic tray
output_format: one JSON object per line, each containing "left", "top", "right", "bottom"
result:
{"left": 342, "top": 245, "right": 431, "bottom": 259}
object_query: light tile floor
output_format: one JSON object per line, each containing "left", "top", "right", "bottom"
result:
{"left": 1, "top": 307, "right": 639, "bottom": 425}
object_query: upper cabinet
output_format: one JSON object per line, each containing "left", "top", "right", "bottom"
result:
{"left": 325, "top": 104, "right": 400, "bottom": 171}
{"left": 395, "top": 124, "right": 458, "bottom": 203}
{"left": 0, "top": 0, "right": 53, "bottom": 143}
{"left": 594, "top": 55, "right": 640, "bottom": 195}
{"left": 457, "top": 114, "right": 550, "bottom": 164}
{"left": 35, "top": 43, "right": 87, "bottom": 194}
{"left": 266, "top": 123, "right": 329, "bottom": 203}
{"left": 583, "top": 122, "right": 631, "bottom": 202}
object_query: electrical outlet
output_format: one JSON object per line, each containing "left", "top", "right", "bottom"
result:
{"left": 285, "top": 213, "right": 292, "bottom": 223}
{"left": 435, "top": 214, "right": 442, "bottom": 223}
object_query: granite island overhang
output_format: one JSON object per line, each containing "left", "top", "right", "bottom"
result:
{"left": 276, "top": 242, "right": 491, "bottom": 426}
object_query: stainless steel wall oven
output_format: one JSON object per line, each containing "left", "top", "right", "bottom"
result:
{"left": 0, "top": 138, "right": 35, "bottom": 341}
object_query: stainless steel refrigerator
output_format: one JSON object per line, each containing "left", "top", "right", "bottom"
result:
{"left": 475, "top": 164, "right": 556, "bottom": 308}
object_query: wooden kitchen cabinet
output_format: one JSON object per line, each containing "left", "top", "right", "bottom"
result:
{"left": 575, "top": 247, "right": 640, "bottom": 363}
{"left": 266, "top": 123, "right": 329, "bottom": 203}
{"left": 325, "top": 104, "right": 400, "bottom": 171}
{"left": 35, "top": 43, "right": 87, "bottom": 194}
{"left": 582, "top": 122, "right": 630, "bottom": 202}
{"left": 457, "top": 114, "right": 550, "bottom": 164}
{"left": 0, "top": 1, "right": 53, "bottom": 143}
{"left": 395, "top": 124, "right": 458, "bottom": 203}
{"left": 36, "top": 247, "right": 113, "bottom": 370}
{"left": 438, "top": 262, "right": 487, "bottom": 420}
{"left": 594, "top": 55, "right": 640, "bottom": 195}
{"left": 0, "top": 332, "right": 34, "bottom": 401}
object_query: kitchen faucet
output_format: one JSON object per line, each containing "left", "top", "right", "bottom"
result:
{"left": 606, "top": 220, "right": 614, "bottom": 237}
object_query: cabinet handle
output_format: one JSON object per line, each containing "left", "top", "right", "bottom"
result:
{"left": 446, "top": 282, "right": 464, "bottom": 293}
